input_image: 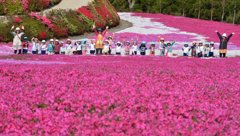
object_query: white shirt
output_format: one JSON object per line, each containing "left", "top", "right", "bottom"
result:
{"left": 132, "top": 45, "right": 138, "bottom": 51}
{"left": 210, "top": 47, "right": 214, "bottom": 52}
{"left": 12, "top": 32, "right": 24, "bottom": 46}
{"left": 60, "top": 46, "right": 66, "bottom": 52}
{"left": 89, "top": 44, "right": 95, "bottom": 51}
{"left": 66, "top": 44, "right": 72, "bottom": 50}
{"left": 182, "top": 46, "right": 190, "bottom": 53}
{"left": 41, "top": 44, "right": 47, "bottom": 51}
{"left": 116, "top": 46, "right": 122, "bottom": 53}
{"left": 32, "top": 42, "right": 37, "bottom": 51}
{"left": 76, "top": 44, "right": 82, "bottom": 51}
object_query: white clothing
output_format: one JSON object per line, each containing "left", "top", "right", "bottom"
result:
{"left": 116, "top": 46, "right": 122, "bottom": 53}
{"left": 12, "top": 32, "right": 24, "bottom": 50}
{"left": 41, "top": 44, "right": 47, "bottom": 51}
{"left": 182, "top": 47, "right": 190, "bottom": 53}
{"left": 89, "top": 44, "right": 95, "bottom": 51}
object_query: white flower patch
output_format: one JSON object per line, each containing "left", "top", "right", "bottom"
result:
{"left": 117, "top": 12, "right": 208, "bottom": 42}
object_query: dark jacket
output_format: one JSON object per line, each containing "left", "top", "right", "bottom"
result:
{"left": 217, "top": 32, "right": 233, "bottom": 49}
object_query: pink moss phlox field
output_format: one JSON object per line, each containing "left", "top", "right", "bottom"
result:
{"left": 0, "top": 55, "right": 240, "bottom": 135}
{"left": 132, "top": 13, "right": 240, "bottom": 47}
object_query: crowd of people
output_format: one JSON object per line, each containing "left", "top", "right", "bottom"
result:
{"left": 10, "top": 25, "right": 235, "bottom": 58}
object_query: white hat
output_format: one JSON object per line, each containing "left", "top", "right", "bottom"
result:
{"left": 67, "top": 39, "right": 71, "bottom": 41}
{"left": 160, "top": 38, "right": 164, "bottom": 41}
{"left": 50, "top": 39, "right": 54, "bottom": 42}
{"left": 210, "top": 41, "right": 214, "bottom": 45}
{"left": 55, "top": 39, "right": 59, "bottom": 42}
{"left": 41, "top": 40, "right": 46, "bottom": 43}
{"left": 222, "top": 33, "right": 227, "bottom": 37}
{"left": 15, "top": 27, "right": 20, "bottom": 31}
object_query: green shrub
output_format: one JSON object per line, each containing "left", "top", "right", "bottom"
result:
{"left": 5, "top": 0, "right": 24, "bottom": 15}
{"left": 21, "top": 17, "right": 52, "bottom": 39}
{"left": 0, "top": 22, "right": 14, "bottom": 42}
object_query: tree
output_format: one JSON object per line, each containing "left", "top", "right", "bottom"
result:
{"left": 127, "top": 0, "right": 135, "bottom": 12}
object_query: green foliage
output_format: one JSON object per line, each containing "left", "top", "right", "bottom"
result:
{"left": 5, "top": 0, "right": 24, "bottom": 15}
{"left": 0, "top": 22, "right": 14, "bottom": 42}
{"left": 110, "top": 0, "right": 240, "bottom": 24}
{"left": 21, "top": 17, "right": 52, "bottom": 37}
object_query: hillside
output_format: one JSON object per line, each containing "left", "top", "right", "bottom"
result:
{"left": 0, "top": 0, "right": 120, "bottom": 42}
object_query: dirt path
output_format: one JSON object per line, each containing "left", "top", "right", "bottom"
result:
{"left": 43, "top": 0, "right": 94, "bottom": 13}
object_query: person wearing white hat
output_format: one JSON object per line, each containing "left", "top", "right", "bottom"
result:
{"left": 10, "top": 25, "right": 25, "bottom": 54}
{"left": 216, "top": 31, "right": 234, "bottom": 58}
{"left": 131, "top": 40, "right": 138, "bottom": 55}
{"left": 65, "top": 39, "right": 73, "bottom": 55}
{"left": 40, "top": 40, "right": 47, "bottom": 55}
{"left": 31, "top": 37, "right": 40, "bottom": 55}
{"left": 182, "top": 43, "right": 191, "bottom": 56}
{"left": 103, "top": 40, "right": 110, "bottom": 55}
{"left": 204, "top": 42, "right": 210, "bottom": 57}
{"left": 48, "top": 39, "right": 55, "bottom": 55}
{"left": 115, "top": 41, "right": 122, "bottom": 55}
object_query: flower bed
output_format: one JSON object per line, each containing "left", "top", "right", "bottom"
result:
{"left": 0, "top": 55, "right": 239, "bottom": 135}
{"left": 115, "top": 13, "right": 240, "bottom": 50}
{"left": 0, "top": 0, "right": 120, "bottom": 42}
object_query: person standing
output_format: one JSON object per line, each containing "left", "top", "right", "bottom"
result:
{"left": 11, "top": 26, "right": 25, "bottom": 54}
{"left": 93, "top": 25, "right": 108, "bottom": 55}
{"left": 216, "top": 31, "right": 234, "bottom": 58}
{"left": 54, "top": 40, "right": 61, "bottom": 54}
{"left": 191, "top": 41, "right": 197, "bottom": 57}
{"left": 139, "top": 41, "right": 147, "bottom": 56}
{"left": 65, "top": 39, "right": 73, "bottom": 55}
{"left": 131, "top": 40, "right": 138, "bottom": 55}
{"left": 89, "top": 39, "right": 96, "bottom": 55}
{"left": 158, "top": 37, "right": 166, "bottom": 56}
{"left": 209, "top": 42, "right": 215, "bottom": 57}
{"left": 182, "top": 43, "right": 191, "bottom": 56}
{"left": 22, "top": 37, "right": 29, "bottom": 54}
{"left": 48, "top": 39, "right": 55, "bottom": 55}
{"left": 40, "top": 40, "right": 47, "bottom": 55}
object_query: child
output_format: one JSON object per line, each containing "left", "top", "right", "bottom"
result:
{"left": 60, "top": 42, "right": 66, "bottom": 55}
{"left": 182, "top": 43, "right": 190, "bottom": 56}
{"left": 139, "top": 41, "right": 147, "bottom": 55}
{"left": 166, "top": 41, "right": 175, "bottom": 57}
{"left": 149, "top": 42, "right": 156, "bottom": 55}
{"left": 191, "top": 41, "right": 197, "bottom": 57}
{"left": 158, "top": 37, "right": 166, "bottom": 56}
{"left": 197, "top": 42, "right": 204, "bottom": 57}
{"left": 76, "top": 40, "right": 82, "bottom": 55}
{"left": 11, "top": 26, "right": 25, "bottom": 54}
{"left": 103, "top": 40, "right": 110, "bottom": 55}
{"left": 124, "top": 41, "right": 131, "bottom": 55}
{"left": 54, "top": 39, "right": 61, "bottom": 54}
{"left": 31, "top": 37, "right": 39, "bottom": 54}
{"left": 89, "top": 39, "right": 96, "bottom": 55}
{"left": 22, "top": 37, "right": 29, "bottom": 54}
{"left": 115, "top": 42, "right": 122, "bottom": 55}
{"left": 72, "top": 41, "right": 78, "bottom": 55}
{"left": 82, "top": 40, "right": 88, "bottom": 55}
{"left": 48, "top": 39, "right": 55, "bottom": 55}
{"left": 107, "top": 36, "right": 113, "bottom": 55}
{"left": 204, "top": 43, "right": 210, "bottom": 57}
{"left": 131, "top": 41, "right": 138, "bottom": 55}
{"left": 65, "top": 39, "right": 72, "bottom": 55}
{"left": 209, "top": 42, "right": 215, "bottom": 57}
{"left": 40, "top": 40, "right": 47, "bottom": 55}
